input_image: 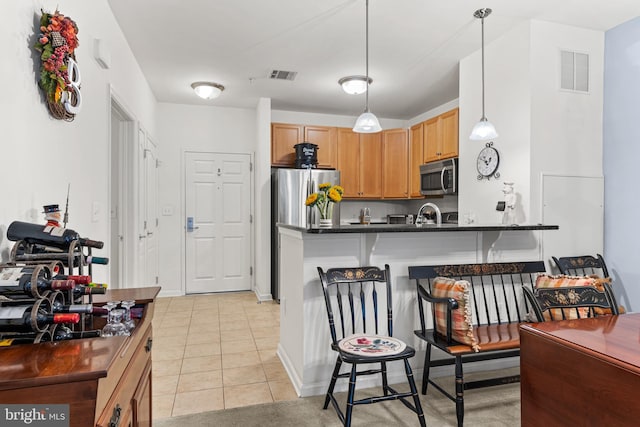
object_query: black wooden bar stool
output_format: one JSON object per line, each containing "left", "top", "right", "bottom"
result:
{"left": 317, "top": 264, "right": 426, "bottom": 427}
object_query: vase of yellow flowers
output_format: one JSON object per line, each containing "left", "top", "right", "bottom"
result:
{"left": 305, "top": 183, "right": 344, "bottom": 227}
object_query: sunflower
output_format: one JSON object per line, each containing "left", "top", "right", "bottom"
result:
{"left": 306, "top": 184, "right": 344, "bottom": 222}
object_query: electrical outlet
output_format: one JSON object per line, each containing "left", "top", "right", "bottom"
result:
{"left": 162, "top": 205, "right": 173, "bottom": 216}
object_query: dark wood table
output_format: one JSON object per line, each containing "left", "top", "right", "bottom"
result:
{"left": 520, "top": 313, "right": 640, "bottom": 427}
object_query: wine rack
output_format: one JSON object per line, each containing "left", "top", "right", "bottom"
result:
{"left": 1, "top": 221, "right": 110, "bottom": 344}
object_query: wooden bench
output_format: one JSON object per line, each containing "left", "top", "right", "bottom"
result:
{"left": 408, "top": 261, "right": 546, "bottom": 427}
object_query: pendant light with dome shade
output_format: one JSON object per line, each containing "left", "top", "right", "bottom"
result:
{"left": 469, "top": 8, "right": 498, "bottom": 141}
{"left": 352, "top": 0, "right": 381, "bottom": 134}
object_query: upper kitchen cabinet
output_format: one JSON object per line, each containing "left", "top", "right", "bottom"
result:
{"left": 337, "top": 128, "right": 382, "bottom": 198}
{"left": 304, "top": 125, "right": 337, "bottom": 169}
{"left": 409, "top": 123, "right": 424, "bottom": 198}
{"left": 382, "top": 128, "right": 409, "bottom": 198}
{"left": 424, "top": 108, "right": 459, "bottom": 163}
{"left": 271, "top": 123, "right": 338, "bottom": 169}
{"left": 271, "top": 123, "right": 302, "bottom": 167}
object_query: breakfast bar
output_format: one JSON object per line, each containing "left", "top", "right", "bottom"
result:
{"left": 276, "top": 223, "right": 558, "bottom": 397}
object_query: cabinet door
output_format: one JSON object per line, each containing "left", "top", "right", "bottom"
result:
{"left": 423, "top": 117, "right": 440, "bottom": 163}
{"left": 359, "top": 133, "right": 382, "bottom": 198}
{"left": 337, "top": 128, "right": 361, "bottom": 198}
{"left": 133, "top": 360, "right": 152, "bottom": 427}
{"left": 305, "top": 126, "right": 337, "bottom": 169}
{"left": 409, "top": 123, "right": 424, "bottom": 198}
{"left": 271, "top": 123, "right": 302, "bottom": 167}
{"left": 382, "top": 129, "right": 409, "bottom": 198}
{"left": 439, "top": 108, "right": 459, "bottom": 160}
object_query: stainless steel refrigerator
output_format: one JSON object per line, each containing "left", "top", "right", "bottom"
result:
{"left": 271, "top": 167, "right": 340, "bottom": 301}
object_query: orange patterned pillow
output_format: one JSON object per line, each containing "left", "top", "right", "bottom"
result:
{"left": 535, "top": 274, "right": 599, "bottom": 320}
{"left": 431, "top": 277, "right": 479, "bottom": 352}
{"left": 589, "top": 276, "right": 625, "bottom": 315}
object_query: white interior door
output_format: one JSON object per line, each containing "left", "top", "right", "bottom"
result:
{"left": 145, "top": 136, "right": 159, "bottom": 286}
{"left": 135, "top": 127, "right": 160, "bottom": 287}
{"left": 137, "top": 127, "right": 147, "bottom": 285}
{"left": 185, "top": 152, "right": 251, "bottom": 294}
{"left": 110, "top": 103, "right": 125, "bottom": 289}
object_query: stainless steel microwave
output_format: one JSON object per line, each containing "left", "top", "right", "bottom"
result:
{"left": 419, "top": 158, "right": 458, "bottom": 196}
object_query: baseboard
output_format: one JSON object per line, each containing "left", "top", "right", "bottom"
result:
{"left": 276, "top": 348, "right": 418, "bottom": 398}
{"left": 278, "top": 348, "right": 520, "bottom": 399}
{"left": 254, "top": 288, "right": 273, "bottom": 302}
{"left": 277, "top": 343, "right": 303, "bottom": 397}
{"left": 157, "top": 289, "right": 183, "bottom": 298}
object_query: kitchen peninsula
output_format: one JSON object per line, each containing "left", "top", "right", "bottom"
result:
{"left": 276, "top": 223, "right": 557, "bottom": 397}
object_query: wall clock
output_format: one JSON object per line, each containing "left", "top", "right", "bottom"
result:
{"left": 477, "top": 141, "right": 500, "bottom": 180}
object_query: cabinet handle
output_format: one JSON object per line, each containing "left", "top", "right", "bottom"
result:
{"left": 108, "top": 404, "right": 121, "bottom": 427}
{"left": 145, "top": 337, "right": 153, "bottom": 353}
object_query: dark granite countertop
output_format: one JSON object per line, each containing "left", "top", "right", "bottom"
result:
{"left": 278, "top": 223, "right": 559, "bottom": 234}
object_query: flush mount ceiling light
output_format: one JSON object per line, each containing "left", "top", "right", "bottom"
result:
{"left": 352, "top": 0, "right": 382, "bottom": 133}
{"left": 469, "top": 8, "right": 498, "bottom": 141}
{"left": 338, "top": 75, "right": 372, "bottom": 95}
{"left": 191, "top": 82, "right": 225, "bottom": 99}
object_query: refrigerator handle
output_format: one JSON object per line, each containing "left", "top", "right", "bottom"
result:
{"left": 306, "top": 169, "right": 313, "bottom": 228}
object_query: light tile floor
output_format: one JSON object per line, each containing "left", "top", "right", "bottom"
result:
{"left": 151, "top": 292, "right": 297, "bottom": 420}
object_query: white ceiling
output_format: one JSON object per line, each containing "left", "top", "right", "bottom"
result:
{"left": 107, "top": 0, "right": 639, "bottom": 120}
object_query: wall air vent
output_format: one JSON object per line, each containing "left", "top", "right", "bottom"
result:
{"left": 560, "top": 50, "right": 589, "bottom": 93}
{"left": 269, "top": 70, "right": 298, "bottom": 81}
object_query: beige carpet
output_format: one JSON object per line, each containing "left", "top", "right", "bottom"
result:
{"left": 154, "top": 369, "right": 521, "bottom": 427}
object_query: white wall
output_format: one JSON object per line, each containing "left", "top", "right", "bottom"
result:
{"left": 255, "top": 98, "right": 272, "bottom": 300}
{"left": 272, "top": 110, "right": 406, "bottom": 130}
{"left": 1, "top": 0, "right": 157, "bottom": 285}
{"left": 603, "top": 17, "right": 640, "bottom": 311}
{"left": 459, "top": 20, "right": 604, "bottom": 227}
{"left": 407, "top": 98, "right": 459, "bottom": 128}
{"left": 156, "top": 103, "right": 258, "bottom": 296}
{"left": 529, "top": 21, "right": 604, "bottom": 224}
{"left": 459, "top": 21, "right": 532, "bottom": 225}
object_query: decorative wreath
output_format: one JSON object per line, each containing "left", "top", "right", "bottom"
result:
{"left": 34, "top": 9, "right": 80, "bottom": 121}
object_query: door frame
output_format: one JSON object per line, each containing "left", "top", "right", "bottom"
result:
{"left": 181, "top": 150, "right": 255, "bottom": 295}
{"left": 108, "top": 87, "right": 137, "bottom": 288}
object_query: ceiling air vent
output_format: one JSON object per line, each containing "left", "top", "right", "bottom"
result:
{"left": 269, "top": 70, "right": 298, "bottom": 81}
{"left": 560, "top": 50, "right": 589, "bottom": 93}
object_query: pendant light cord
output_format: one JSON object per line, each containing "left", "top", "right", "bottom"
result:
{"left": 365, "top": 0, "right": 370, "bottom": 113}
{"left": 480, "top": 14, "right": 486, "bottom": 121}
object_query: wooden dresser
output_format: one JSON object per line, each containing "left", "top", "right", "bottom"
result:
{"left": 0, "top": 286, "right": 160, "bottom": 427}
{"left": 520, "top": 314, "right": 640, "bottom": 427}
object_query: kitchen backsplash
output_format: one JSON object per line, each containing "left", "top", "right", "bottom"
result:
{"left": 340, "top": 196, "right": 458, "bottom": 224}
